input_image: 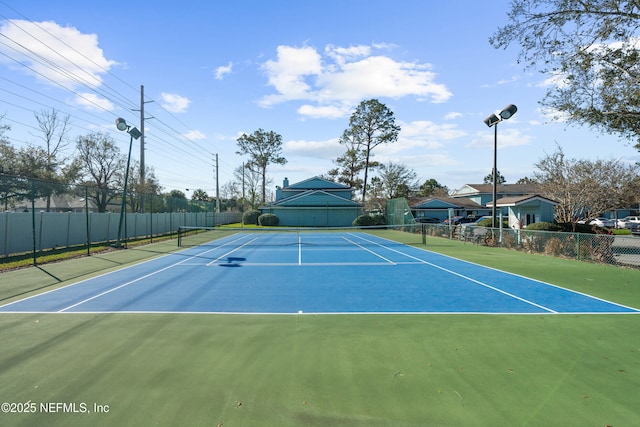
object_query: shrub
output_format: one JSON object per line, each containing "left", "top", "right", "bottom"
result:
{"left": 558, "top": 222, "right": 597, "bottom": 234}
{"left": 544, "top": 237, "right": 564, "bottom": 256}
{"left": 525, "top": 222, "right": 563, "bottom": 231}
{"left": 258, "top": 213, "right": 279, "bottom": 226}
{"left": 352, "top": 214, "right": 386, "bottom": 227}
{"left": 477, "top": 218, "right": 508, "bottom": 228}
{"left": 242, "top": 210, "right": 260, "bottom": 225}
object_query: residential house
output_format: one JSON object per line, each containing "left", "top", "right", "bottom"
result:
{"left": 487, "top": 195, "right": 559, "bottom": 229}
{"left": 410, "top": 183, "right": 557, "bottom": 227}
{"left": 261, "top": 177, "right": 363, "bottom": 226}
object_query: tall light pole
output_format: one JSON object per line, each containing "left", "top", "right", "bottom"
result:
{"left": 483, "top": 104, "right": 517, "bottom": 229}
{"left": 115, "top": 118, "right": 142, "bottom": 248}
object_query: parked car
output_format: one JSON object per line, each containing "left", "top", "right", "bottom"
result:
{"left": 415, "top": 216, "right": 440, "bottom": 224}
{"left": 460, "top": 215, "right": 493, "bottom": 231}
{"left": 589, "top": 217, "right": 616, "bottom": 228}
{"left": 443, "top": 216, "right": 474, "bottom": 225}
{"left": 617, "top": 216, "right": 640, "bottom": 228}
{"left": 630, "top": 222, "right": 640, "bottom": 236}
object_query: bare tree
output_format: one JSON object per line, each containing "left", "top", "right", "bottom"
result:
{"left": 236, "top": 129, "right": 287, "bottom": 204}
{"left": 35, "top": 109, "right": 71, "bottom": 159}
{"left": 234, "top": 163, "right": 264, "bottom": 209}
{"left": 75, "top": 132, "right": 125, "bottom": 212}
{"left": 376, "top": 161, "right": 419, "bottom": 199}
{"left": 123, "top": 161, "right": 162, "bottom": 212}
{"left": 534, "top": 145, "right": 639, "bottom": 226}
{"left": 33, "top": 109, "right": 72, "bottom": 210}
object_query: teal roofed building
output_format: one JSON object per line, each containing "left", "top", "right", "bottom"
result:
{"left": 260, "top": 176, "right": 363, "bottom": 226}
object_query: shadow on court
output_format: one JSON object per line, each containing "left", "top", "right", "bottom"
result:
{"left": 218, "top": 257, "right": 246, "bottom": 267}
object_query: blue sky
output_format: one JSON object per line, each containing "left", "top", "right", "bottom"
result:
{"left": 1, "top": 0, "right": 639, "bottom": 199}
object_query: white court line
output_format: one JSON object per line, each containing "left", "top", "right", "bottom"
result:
{"left": 206, "top": 236, "right": 260, "bottom": 266}
{"left": 340, "top": 236, "right": 396, "bottom": 264}
{"left": 57, "top": 245, "right": 225, "bottom": 313}
{"left": 348, "top": 233, "right": 557, "bottom": 313}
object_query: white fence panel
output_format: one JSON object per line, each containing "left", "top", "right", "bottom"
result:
{"left": 1, "top": 211, "right": 241, "bottom": 257}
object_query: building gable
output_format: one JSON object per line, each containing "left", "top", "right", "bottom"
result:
{"left": 411, "top": 197, "right": 482, "bottom": 210}
{"left": 286, "top": 176, "right": 350, "bottom": 190}
{"left": 488, "top": 194, "right": 559, "bottom": 207}
{"left": 272, "top": 190, "right": 361, "bottom": 207}
{"left": 451, "top": 183, "right": 541, "bottom": 198}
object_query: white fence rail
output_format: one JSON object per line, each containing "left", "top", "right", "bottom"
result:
{"left": 0, "top": 211, "right": 241, "bottom": 257}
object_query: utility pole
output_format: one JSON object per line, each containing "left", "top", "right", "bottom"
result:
{"left": 215, "top": 154, "right": 220, "bottom": 213}
{"left": 242, "top": 162, "right": 245, "bottom": 212}
{"left": 136, "top": 85, "right": 153, "bottom": 212}
{"left": 140, "top": 85, "right": 145, "bottom": 188}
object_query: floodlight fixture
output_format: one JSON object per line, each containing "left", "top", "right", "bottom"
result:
{"left": 128, "top": 126, "right": 142, "bottom": 140}
{"left": 499, "top": 104, "right": 517, "bottom": 120}
{"left": 116, "top": 117, "right": 128, "bottom": 131}
{"left": 114, "top": 118, "right": 142, "bottom": 247}
{"left": 483, "top": 104, "right": 518, "bottom": 230}
{"left": 484, "top": 113, "right": 500, "bottom": 127}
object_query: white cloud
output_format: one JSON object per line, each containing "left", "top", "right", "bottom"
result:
{"left": 374, "top": 120, "right": 467, "bottom": 157}
{"left": 284, "top": 137, "right": 342, "bottom": 159}
{"left": 318, "top": 56, "right": 451, "bottom": 103}
{"left": 324, "top": 44, "right": 372, "bottom": 65}
{"left": 538, "top": 105, "right": 571, "bottom": 123}
{"left": 160, "top": 92, "right": 191, "bottom": 113}
{"left": 260, "top": 45, "right": 322, "bottom": 104}
{"left": 536, "top": 71, "right": 568, "bottom": 89}
{"left": 444, "top": 112, "right": 462, "bottom": 120}
{"left": 297, "top": 104, "right": 351, "bottom": 119}
{"left": 73, "top": 92, "right": 114, "bottom": 111}
{"left": 466, "top": 127, "right": 533, "bottom": 149}
{"left": 259, "top": 43, "right": 452, "bottom": 117}
{"left": 402, "top": 119, "right": 467, "bottom": 140}
{"left": 396, "top": 153, "right": 458, "bottom": 169}
{"left": 481, "top": 75, "right": 521, "bottom": 88}
{"left": 215, "top": 62, "right": 232, "bottom": 79}
{"left": 183, "top": 130, "right": 206, "bottom": 140}
{"left": 0, "top": 19, "right": 116, "bottom": 89}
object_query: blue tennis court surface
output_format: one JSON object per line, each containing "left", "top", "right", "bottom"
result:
{"left": 1, "top": 231, "right": 638, "bottom": 314}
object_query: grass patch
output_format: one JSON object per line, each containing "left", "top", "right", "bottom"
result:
{"left": 0, "top": 313, "right": 638, "bottom": 426}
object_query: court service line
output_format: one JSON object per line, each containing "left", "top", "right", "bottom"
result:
{"left": 349, "top": 234, "right": 557, "bottom": 313}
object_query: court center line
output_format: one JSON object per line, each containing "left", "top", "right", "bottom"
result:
{"left": 349, "top": 233, "right": 557, "bottom": 313}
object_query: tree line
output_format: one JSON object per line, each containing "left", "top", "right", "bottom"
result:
{"left": 235, "top": 96, "right": 638, "bottom": 227}
{"left": 3, "top": 97, "right": 638, "bottom": 224}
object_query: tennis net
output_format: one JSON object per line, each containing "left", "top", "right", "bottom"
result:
{"left": 177, "top": 224, "right": 427, "bottom": 248}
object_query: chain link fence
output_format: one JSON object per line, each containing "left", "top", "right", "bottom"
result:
{"left": 421, "top": 223, "right": 640, "bottom": 268}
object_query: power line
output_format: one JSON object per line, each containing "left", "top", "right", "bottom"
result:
{"left": 0, "top": 4, "right": 237, "bottom": 192}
